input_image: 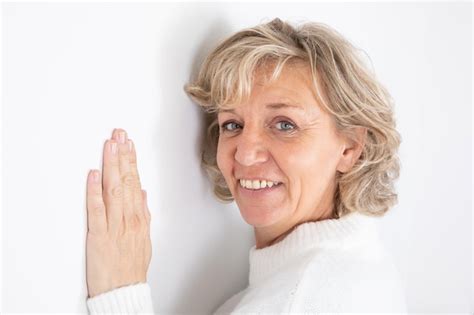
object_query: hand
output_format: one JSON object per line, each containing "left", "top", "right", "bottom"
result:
{"left": 85, "top": 128, "right": 152, "bottom": 298}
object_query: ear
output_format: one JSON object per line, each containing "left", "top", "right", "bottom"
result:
{"left": 336, "top": 127, "right": 367, "bottom": 173}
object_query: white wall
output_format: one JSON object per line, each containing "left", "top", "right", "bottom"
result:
{"left": 2, "top": 2, "right": 472, "bottom": 314}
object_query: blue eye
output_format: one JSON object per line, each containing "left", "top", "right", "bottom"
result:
{"left": 275, "top": 121, "right": 295, "bottom": 131}
{"left": 220, "top": 120, "right": 296, "bottom": 133}
{"left": 221, "top": 121, "right": 241, "bottom": 132}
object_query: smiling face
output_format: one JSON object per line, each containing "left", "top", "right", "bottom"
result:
{"left": 216, "top": 61, "right": 353, "bottom": 243}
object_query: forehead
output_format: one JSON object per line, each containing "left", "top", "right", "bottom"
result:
{"left": 219, "top": 61, "right": 323, "bottom": 114}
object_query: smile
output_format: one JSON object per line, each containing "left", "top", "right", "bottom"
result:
{"left": 237, "top": 182, "right": 283, "bottom": 201}
{"left": 239, "top": 179, "right": 281, "bottom": 190}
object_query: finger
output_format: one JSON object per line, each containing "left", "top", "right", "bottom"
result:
{"left": 128, "top": 139, "right": 145, "bottom": 223}
{"left": 142, "top": 189, "right": 151, "bottom": 225}
{"left": 114, "top": 130, "right": 138, "bottom": 231}
{"left": 102, "top": 139, "right": 123, "bottom": 236}
{"left": 86, "top": 170, "right": 107, "bottom": 234}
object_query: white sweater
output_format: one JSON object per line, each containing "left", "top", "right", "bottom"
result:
{"left": 87, "top": 211, "right": 407, "bottom": 314}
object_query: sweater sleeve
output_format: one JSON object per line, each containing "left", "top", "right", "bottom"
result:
{"left": 86, "top": 282, "right": 154, "bottom": 314}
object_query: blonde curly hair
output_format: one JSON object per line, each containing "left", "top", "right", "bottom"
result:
{"left": 184, "top": 18, "right": 401, "bottom": 219}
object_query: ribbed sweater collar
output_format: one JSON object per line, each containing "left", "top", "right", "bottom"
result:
{"left": 248, "top": 211, "right": 380, "bottom": 287}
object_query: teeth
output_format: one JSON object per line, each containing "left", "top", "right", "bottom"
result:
{"left": 252, "top": 180, "right": 260, "bottom": 189}
{"left": 245, "top": 179, "right": 252, "bottom": 188}
{"left": 239, "top": 179, "right": 280, "bottom": 190}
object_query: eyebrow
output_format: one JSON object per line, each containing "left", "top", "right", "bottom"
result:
{"left": 219, "top": 102, "right": 305, "bottom": 113}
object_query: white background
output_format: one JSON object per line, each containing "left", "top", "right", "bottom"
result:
{"left": 2, "top": 2, "right": 472, "bottom": 314}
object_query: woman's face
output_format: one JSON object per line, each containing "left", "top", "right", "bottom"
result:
{"left": 216, "top": 62, "right": 354, "bottom": 231}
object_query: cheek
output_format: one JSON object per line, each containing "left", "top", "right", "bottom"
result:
{"left": 283, "top": 141, "right": 317, "bottom": 169}
{"left": 284, "top": 141, "right": 337, "bottom": 182}
{"left": 216, "top": 140, "right": 237, "bottom": 195}
{"left": 285, "top": 151, "right": 317, "bottom": 190}
{"left": 216, "top": 138, "right": 230, "bottom": 175}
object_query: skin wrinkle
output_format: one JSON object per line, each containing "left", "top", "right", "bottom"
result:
{"left": 216, "top": 62, "right": 364, "bottom": 249}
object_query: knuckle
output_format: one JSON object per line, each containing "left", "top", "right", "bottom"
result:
{"left": 126, "top": 214, "right": 142, "bottom": 231}
{"left": 121, "top": 173, "right": 135, "bottom": 187}
{"left": 108, "top": 185, "right": 123, "bottom": 198}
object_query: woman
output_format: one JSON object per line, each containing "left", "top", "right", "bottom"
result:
{"left": 85, "top": 18, "right": 407, "bottom": 313}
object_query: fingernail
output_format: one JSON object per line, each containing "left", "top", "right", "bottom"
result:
{"left": 119, "top": 132, "right": 126, "bottom": 144}
{"left": 93, "top": 170, "right": 99, "bottom": 182}
{"left": 111, "top": 141, "right": 117, "bottom": 155}
{"left": 128, "top": 140, "right": 133, "bottom": 152}
{"left": 88, "top": 170, "right": 94, "bottom": 183}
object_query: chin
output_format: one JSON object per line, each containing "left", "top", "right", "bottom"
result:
{"left": 237, "top": 203, "right": 286, "bottom": 228}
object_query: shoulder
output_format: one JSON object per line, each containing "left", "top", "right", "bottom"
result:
{"left": 291, "top": 242, "right": 407, "bottom": 313}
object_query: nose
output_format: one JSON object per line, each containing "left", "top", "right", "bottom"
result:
{"left": 234, "top": 127, "right": 269, "bottom": 166}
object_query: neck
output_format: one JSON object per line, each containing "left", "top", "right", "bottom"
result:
{"left": 253, "top": 206, "right": 336, "bottom": 249}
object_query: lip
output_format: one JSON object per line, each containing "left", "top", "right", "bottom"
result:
{"left": 237, "top": 182, "right": 284, "bottom": 199}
